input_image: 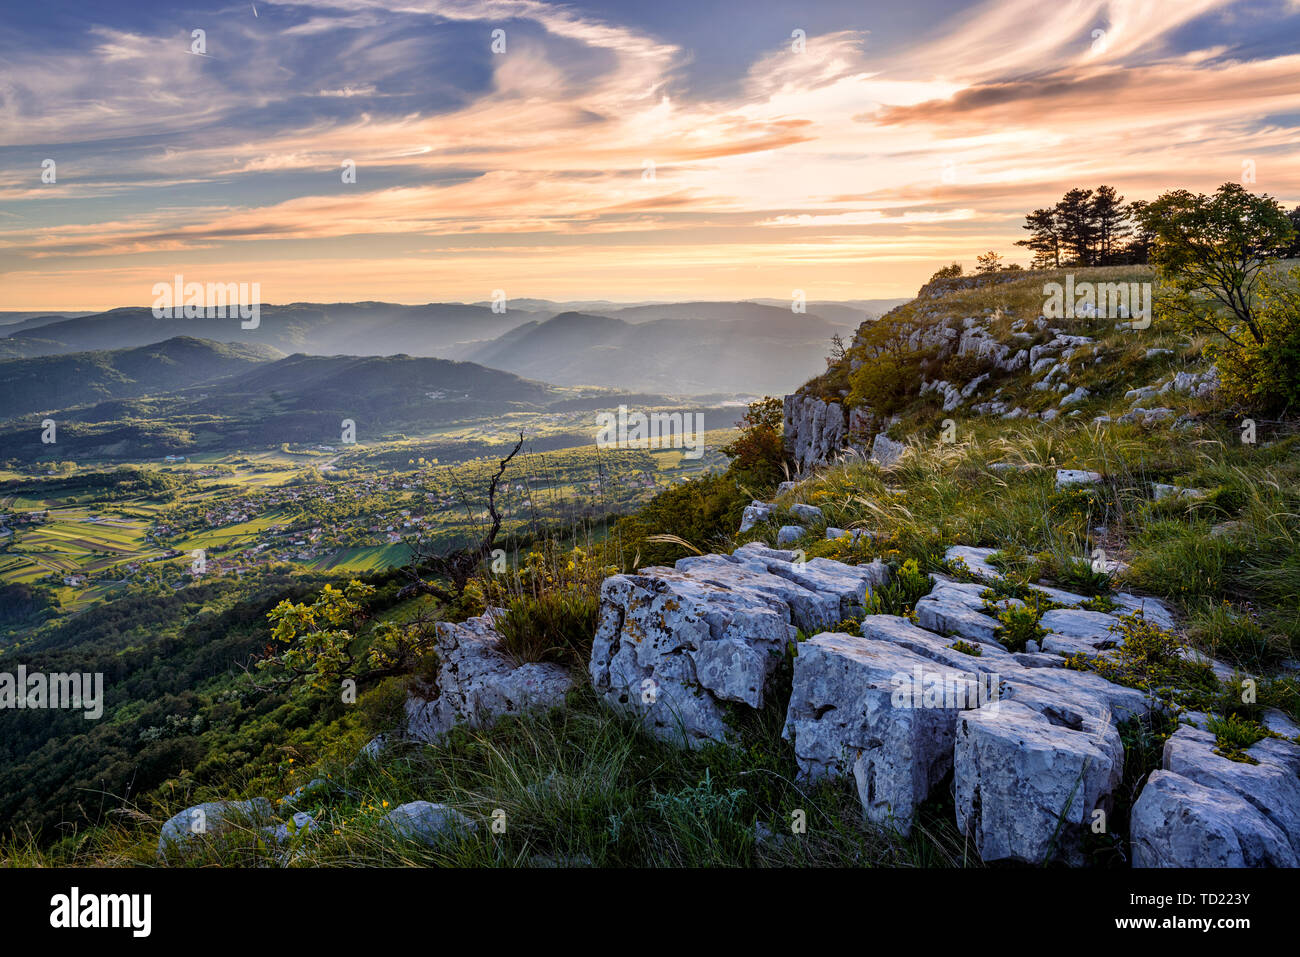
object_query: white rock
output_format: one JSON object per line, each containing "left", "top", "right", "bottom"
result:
{"left": 738, "top": 501, "right": 775, "bottom": 533}
{"left": 789, "top": 503, "right": 823, "bottom": 524}
{"left": 776, "top": 524, "right": 805, "bottom": 546}
{"left": 382, "top": 802, "right": 477, "bottom": 845}
{"left": 870, "top": 433, "right": 907, "bottom": 467}
{"left": 158, "top": 799, "right": 276, "bottom": 858}
{"left": 1055, "top": 469, "right": 1102, "bottom": 489}
{"left": 405, "top": 609, "right": 573, "bottom": 744}
{"left": 954, "top": 696, "right": 1122, "bottom": 864}
{"left": 784, "top": 632, "right": 987, "bottom": 835}
{"left": 1161, "top": 725, "right": 1300, "bottom": 857}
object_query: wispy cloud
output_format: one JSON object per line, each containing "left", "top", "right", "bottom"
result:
{"left": 1, "top": 0, "right": 1298, "bottom": 307}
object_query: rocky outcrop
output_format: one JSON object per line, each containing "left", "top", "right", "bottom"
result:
{"left": 784, "top": 394, "right": 849, "bottom": 471}
{"left": 588, "top": 545, "right": 888, "bottom": 747}
{"left": 783, "top": 631, "right": 986, "bottom": 835}
{"left": 404, "top": 609, "right": 573, "bottom": 744}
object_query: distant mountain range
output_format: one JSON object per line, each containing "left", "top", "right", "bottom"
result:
{"left": 0, "top": 337, "right": 280, "bottom": 419}
{"left": 0, "top": 337, "right": 708, "bottom": 461}
{"left": 0, "top": 297, "right": 910, "bottom": 395}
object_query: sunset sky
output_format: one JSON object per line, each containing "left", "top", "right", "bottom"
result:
{"left": 3, "top": 0, "right": 1300, "bottom": 309}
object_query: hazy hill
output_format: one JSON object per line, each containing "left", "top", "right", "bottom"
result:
{"left": 0, "top": 302, "right": 541, "bottom": 361}
{"left": 0, "top": 337, "right": 281, "bottom": 420}
{"left": 455, "top": 307, "right": 852, "bottom": 393}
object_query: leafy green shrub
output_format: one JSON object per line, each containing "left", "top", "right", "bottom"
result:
{"left": 993, "top": 602, "right": 1046, "bottom": 653}
{"left": 863, "top": 558, "right": 931, "bottom": 617}
{"left": 615, "top": 472, "right": 750, "bottom": 567}
{"left": 1206, "top": 712, "right": 1269, "bottom": 764}
{"left": 949, "top": 640, "right": 983, "bottom": 657}
{"left": 721, "top": 397, "right": 788, "bottom": 490}
{"left": 1210, "top": 268, "right": 1300, "bottom": 415}
{"left": 1088, "top": 613, "right": 1219, "bottom": 705}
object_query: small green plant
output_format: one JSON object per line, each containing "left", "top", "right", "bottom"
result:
{"left": 993, "top": 601, "right": 1046, "bottom": 653}
{"left": 1206, "top": 712, "right": 1269, "bottom": 764}
{"left": 1052, "top": 556, "right": 1115, "bottom": 596}
{"left": 862, "top": 558, "right": 931, "bottom": 618}
{"left": 949, "top": 640, "right": 983, "bottom": 657}
{"left": 1080, "top": 593, "right": 1120, "bottom": 613}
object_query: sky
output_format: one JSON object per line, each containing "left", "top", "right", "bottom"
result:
{"left": 2, "top": 0, "right": 1299, "bottom": 309}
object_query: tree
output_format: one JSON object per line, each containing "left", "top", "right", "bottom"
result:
{"left": 1123, "top": 199, "right": 1154, "bottom": 264}
{"left": 1282, "top": 206, "right": 1300, "bottom": 259}
{"left": 1055, "top": 187, "right": 1097, "bottom": 265}
{"left": 1091, "top": 185, "right": 1131, "bottom": 265}
{"left": 1016, "top": 207, "right": 1062, "bottom": 268}
{"left": 975, "top": 250, "right": 1004, "bottom": 274}
{"left": 1211, "top": 268, "right": 1300, "bottom": 414}
{"left": 721, "top": 396, "right": 787, "bottom": 489}
{"left": 1137, "top": 183, "right": 1296, "bottom": 347}
{"left": 927, "top": 262, "right": 962, "bottom": 283}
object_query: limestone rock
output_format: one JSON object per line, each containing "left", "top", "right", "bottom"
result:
{"left": 1131, "top": 771, "right": 1297, "bottom": 867}
{"left": 954, "top": 697, "right": 1122, "bottom": 865}
{"left": 381, "top": 802, "right": 477, "bottom": 846}
{"left": 870, "top": 432, "right": 907, "bottom": 467}
{"left": 776, "top": 524, "right": 805, "bottom": 546}
{"left": 789, "top": 503, "right": 824, "bottom": 524}
{"left": 405, "top": 609, "right": 573, "bottom": 744}
{"left": 1055, "top": 469, "right": 1103, "bottom": 488}
{"left": 158, "top": 798, "right": 276, "bottom": 858}
{"left": 784, "top": 632, "right": 985, "bottom": 835}
{"left": 739, "top": 501, "right": 775, "bottom": 533}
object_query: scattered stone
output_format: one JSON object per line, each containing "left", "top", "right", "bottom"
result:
{"left": 1055, "top": 469, "right": 1102, "bottom": 489}
{"left": 738, "top": 501, "right": 775, "bottom": 533}
{"left": 158, "top": 799, "right": 276, "bottom": 858}
{"left": 870, "top": 433, "right": 907, "bottom": 467}
{"left": 1152, "top": 483, "right": 1207, "bottom": 502}
{"left": 776, "top": 524, "right": 805, "bottom": 546}
{"left": 381, "top": 802, "right": 477, "bottom": 846}
{"left": 789, "top": 503, "right": 824, "bottom": 524}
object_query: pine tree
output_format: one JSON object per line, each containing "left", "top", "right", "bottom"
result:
{"left": 1091, "top": 185, "right": 1131, "bottom": 265}
{"left": 1015, "top": 207, "right": 1061, "bottom": 268}
{"left": 1054, "top": 188, "right": 1097, "bottom": 265}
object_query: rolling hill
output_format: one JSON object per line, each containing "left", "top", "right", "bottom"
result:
{"left": 0, "top": 337, "right": 282, "bottom": 420}
{"left": 453, "top": 306, "right": 856, "bottom": 393}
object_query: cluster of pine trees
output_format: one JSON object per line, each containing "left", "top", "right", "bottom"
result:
{"left": 1015, "top": 185, "right": 1150, "bottom": 268}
